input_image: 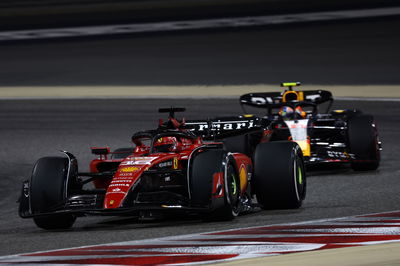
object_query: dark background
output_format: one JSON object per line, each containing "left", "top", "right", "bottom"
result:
{"left": 1, "top": 0, "right": 399, "bottom": 30}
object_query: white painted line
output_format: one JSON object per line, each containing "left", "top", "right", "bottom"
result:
{"left": 0, "top": 7, "right": 400, "bottom": 41}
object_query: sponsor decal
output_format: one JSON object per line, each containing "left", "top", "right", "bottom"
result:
{"left": 249, "top": 96, "right": 280, "bottom": 105}
{"left": 111, "top": 180, "right": 131, "bottom": 183}
{"left": 108, "top": 183, "right": 130, "bottom": 187}
{"left": 188, "top": 120, "right": 255, "bottom": 132}
{"left": 305, "top": 94, "right": 321, "bottom": 101}
{"left": 122, "top": 157, "right": 158, "bottom": 165}
{"left": 120, "top": 167, "right": 140, "bottom": 172}
{"left": 327, "top": 150, "right": 355, "bottom": 159}
{"left": 157, "top": 160, "right": 173, "bottom": 168}
{"left": 117, "top": 172, "right": 135, "bottom": 177}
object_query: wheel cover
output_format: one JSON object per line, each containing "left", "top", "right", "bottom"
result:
{"left": 293, "top": 155, "right": 305, "bottom": 201}
{"left": 230, "top": 173, "right": 238, "bottom": 196}
{"left": 297, "top": 166, "right": 303, "bottom": 185}
{"left": 226, "top": 165, "right": 240, "bottom": 215}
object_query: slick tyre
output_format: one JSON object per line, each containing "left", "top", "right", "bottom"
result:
{"left": 191, "top": 150, "right": 240, "bottom": 221}
{"left": 254, "top": 141, "right": 306, "bottom": 209}
{"left": 348, "top": 115, "right": 380, "bottom": 171}
{"left": 30, "top": 157, "right": 77, "bottom": 230}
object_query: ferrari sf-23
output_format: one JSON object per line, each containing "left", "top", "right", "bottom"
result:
{"left": 19, "top": 108, "right": 306, "bottom": 230}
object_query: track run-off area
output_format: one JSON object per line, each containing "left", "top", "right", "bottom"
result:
{"left": 1, "top": 211, "right": 400, "bottom": 265}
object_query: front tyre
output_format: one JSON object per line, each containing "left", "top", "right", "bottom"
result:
{"left": 254, "top": 141, "right": 306, "bottom": 209}
{"left": 30, "top": 157, "right": 77, "bottom": 230}
{"left": 348, "top": 115, "right": 380, "bottom": 171}
{"left": 190, "top": 150, "right": 240, "bottom": 221}
{"left": 33, "top": 214, "right": 76, "bottom": 230}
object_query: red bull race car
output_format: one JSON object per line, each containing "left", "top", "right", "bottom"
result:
{"left": 240, "top": 82, "right": 381, "bottom": 170}
{"left": 19, "top": 108, "right": 306, "bottom": 230}
{"left": 186, "top": 82, "right": 381, "bottom": 171}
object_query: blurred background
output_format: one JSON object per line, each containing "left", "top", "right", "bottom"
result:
{"left": 0, "top": 0, "right": 400, "bottom": 87}
{"left": 1, "top": 0, "right": 398, "bottom": 30}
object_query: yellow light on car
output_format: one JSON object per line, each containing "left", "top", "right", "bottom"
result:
{"left": 281, "top": 82, "right": 301, "bottom": 87}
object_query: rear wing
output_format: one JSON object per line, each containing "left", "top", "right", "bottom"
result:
{"left": 184, "top": 115, "right": 269, "bottom": 140}
{"left": 240, "top": 90, "right": 333, "bottom": 113}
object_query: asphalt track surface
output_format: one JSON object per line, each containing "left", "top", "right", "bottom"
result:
{"left": 0, "top": 16, "right": 400, "bottom": 258}
{"left": 0, "top": 98, "right": 399, "bottom": 256}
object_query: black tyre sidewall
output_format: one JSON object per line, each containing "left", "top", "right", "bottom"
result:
{"left": 348, "top": 115, "right": 380, "bottom": 170}
{"left": 254, "top": 141, "right": 306, "bottom": 209}
{"left": 33, "top": 214, "right": 76, "bottom": 230}
{"left": 30, "top": 157, "right": 76, "bottom": 230}
{"left": 190, "top": 149, "right": 240, "bottom": 220}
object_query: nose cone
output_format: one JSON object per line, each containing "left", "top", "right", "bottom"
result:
{"left": 104, "top": 192, "right": 126, "bottom": 209}
{"left": 103, "top": 164, "right": 147, "bottom": 209}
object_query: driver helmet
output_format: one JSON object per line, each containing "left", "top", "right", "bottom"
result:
{"left": 154, "top": 137, "right": 177, "bottom": 152}
{"left": 295, "top": 106, "right": 307, "bottom": 118}
{"left": 279, "top": 106, "right": 294, "bottom": 119}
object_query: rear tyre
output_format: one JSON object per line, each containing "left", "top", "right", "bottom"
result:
{"left": 191, "top": 150, "right": 240, "bottom": 221}
{"left": 348, "top": 115, "right": 380, "bottom": 171}
{"left": 254, "top": 141, "right": 306, "bottom": 209}
{"left": 30, "top": 157, "right": 77, "bottom": 230}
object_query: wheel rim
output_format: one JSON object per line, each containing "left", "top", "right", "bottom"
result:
{"left": 227, "top": 165, "right": 240, "bottom": 215}
{"left": 293, "top": 154, "right": 305, "bottom": 201}
{"left": 297, "top": 165, "right": 303, "bottom": 185}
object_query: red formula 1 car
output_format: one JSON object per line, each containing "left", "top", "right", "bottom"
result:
{"left": 19, "top": 108, "right": 306, "bottom": 230}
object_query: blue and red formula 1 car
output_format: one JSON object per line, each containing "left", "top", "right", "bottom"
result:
{"left": 186, "top": 82, "right": 381, "bottom": 171}
{"left": 19, "top": 108, "right": 306, "bottom": 230}
{"left": 240, "top": 82, "right": 381, "bottom": 170}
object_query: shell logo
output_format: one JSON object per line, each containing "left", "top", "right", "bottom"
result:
{"left": 120, "top": 167, "right": 140, "bottom": 172}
